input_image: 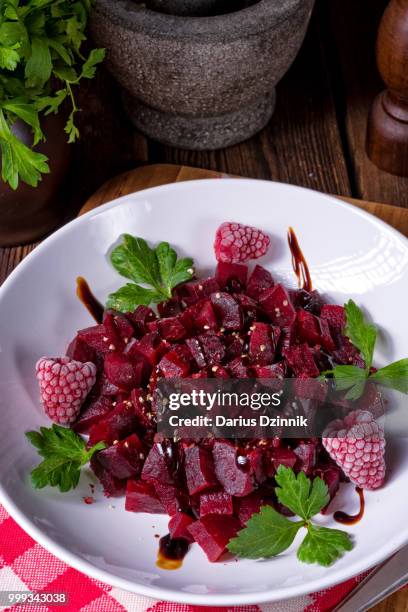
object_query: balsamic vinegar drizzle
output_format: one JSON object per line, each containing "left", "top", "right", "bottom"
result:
{"left": 287, "top": 227, "right": 313, "bottom": 292}
{"left": 76, "top": 277, "right": 104, "bottom": 323}
{"left": 334, "top": 487, "right": 365, "bottom": 525}
{"left": 156, "top": 534, "right": 190, "bottom": 570}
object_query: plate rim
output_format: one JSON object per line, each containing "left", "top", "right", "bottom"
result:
{"left": 1, "top": 177, "right": 408, "bottom": 605}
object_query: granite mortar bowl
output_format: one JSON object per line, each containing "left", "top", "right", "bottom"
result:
{"left": 92, "top": 0, "right": 315, "bottom": 150}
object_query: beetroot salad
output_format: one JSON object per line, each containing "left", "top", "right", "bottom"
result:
{"left": 27, "top": 222, "right": 408, "bottom": 568}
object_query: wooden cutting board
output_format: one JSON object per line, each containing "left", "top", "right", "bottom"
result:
{"left": 80, "top": 164, "right": 408, "bottom": 236}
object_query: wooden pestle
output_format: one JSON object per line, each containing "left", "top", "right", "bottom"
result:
{"left": 366, "top": 0, "right": 408, "bottom": 176}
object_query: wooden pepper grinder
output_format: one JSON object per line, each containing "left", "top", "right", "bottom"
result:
{"left": 366, "top": 0, "right": 408, "bottom": 176}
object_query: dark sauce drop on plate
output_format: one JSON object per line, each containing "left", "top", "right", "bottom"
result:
{"left": 287, "top": 227, "right": 313, "bottom": 292}
{"left": 334, "top": 487, "right": 365, "bottom": 525}
{"left": 156, "top": 534, "right": 189, "bottom": 570}
{"left": 76, "top": 277, "right": 104, "bottom": 324}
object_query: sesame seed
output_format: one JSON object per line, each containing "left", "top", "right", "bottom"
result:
{"left": 103, "top": 336, "right": 108, "bottom": 342}
{"left": 220, "top": 327, "right": 225, "bottom": 332}
{"left": 260, "top": 344, "right": 266, "bottom": 352}
{"left": 203, "top": 325, "right": 210, "bottom": 330}
{"left": 113, "top": 439, "right": 119, "bottom": 445}
{"left": 108, "top": 344, "right": 115, "bottom": 350}
{"left": 212, "top": 366, "right": 218, "bottom": 372}
{"left": 187, "top": 268, "right": 194, "bottom": 275}
{"left": 283, "top": 300, "right": 288, "bottom": 306}
{"left": 215, "top": 292, "right": 221, "bottom": 299}
{"left": 147, "top": 394, "right": 153, "bottom": 401}
{"left": 139, "top": 396, "right": 144, "bottom": 403}
{"left": 198, "top": 284, "right": 203, "bottom": 290}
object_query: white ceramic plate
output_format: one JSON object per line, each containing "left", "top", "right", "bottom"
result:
{"left": 1, "top": 179, "right": 408, "bottom": 606}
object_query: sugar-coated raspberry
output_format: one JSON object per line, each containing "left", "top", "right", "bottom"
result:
{"left": 323, "top": 410, "right": 385, "bottom": 490}
{"left": 36, "top": 356, "right": 97, "bottom": 425}
{"left": 214, "top": 222, "right": 270, "bottom": 263}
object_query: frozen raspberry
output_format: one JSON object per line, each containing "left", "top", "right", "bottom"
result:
{"left": 36, "top": 356, "right": 97, "bottom": 425}
{"left": 323, "top": 410, "right": 385, "bottom": 490}
{"left": 214, "top": 222, "right": 270, "bottom": 263}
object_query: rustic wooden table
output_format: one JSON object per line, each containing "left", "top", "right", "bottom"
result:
{"left": 1, "top": 0, "right": 407, "bottom": 609}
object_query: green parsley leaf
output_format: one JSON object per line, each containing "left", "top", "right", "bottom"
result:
{"left": 3, "top": 98, "right": 43, "bottom": 144}
{"left": 80, "top": 48, "right": 106, "bottom": 80}
{"left": 108, "top": 235, "right": 195, "bottom": 311}
{"left": 344, "top": 299, "right": 377, "bottom": 371}
{"left": 275, "top": 465, "right": 329, "bottom": 521}
{"left": 227, "top": 506, "right": 304, "bottom": 559}
{"left": 106, "top": 283, "right": 160, "bottom": 311}
{"left": 0, "top": 108, "right": 48, "bottom": 189}
{"left": 26, "top": 424, "right": 105, "bottom": 493}
{"left": 155, "top": 242, "right": 194, "bottom": 299}
{"left": 25, "top": 36, "right": 52, "bottom": 87}
{"left": 370, "top": 358, "right": 408, "bottom": 394}
{"left": 0, "top": 44, "right": 20, "bottom": 70}
{"left": 228, "top": 467, "right": 353, "bottom": 567}
{"left": 111, "top": 234, "right": 161, "bottom": 287}
{"left": 297, "top": 523, "right": 353, "bottom": 566}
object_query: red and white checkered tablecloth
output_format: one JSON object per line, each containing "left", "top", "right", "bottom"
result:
{"left": 0, "top": 504, "right": 370, "bottom": 612}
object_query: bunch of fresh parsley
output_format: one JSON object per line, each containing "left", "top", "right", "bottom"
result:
{"left": 26, "top": 425, "right": 105, "bottom": 492}
{"left": 228, "top": 466, "right": 353, "bottom": 566}
{"left": 106, "top": 234, "right": 195, "bottom": 311}
{"left": 320, "top": 300, "right": 408, "bottom": 400}
{"left": 0, "top": 0, "right": 105, "bottom": 190}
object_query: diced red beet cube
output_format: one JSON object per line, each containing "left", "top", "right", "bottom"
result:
{"left": 294, "top": 375, "right": 327, "bottom": 402}
{"left": 290, "top": 289, "right": 324, "bottom": 315}
{"left": 126, "top": 306, "right": 157, "bottom": 337}
{"left": 158, "top": 298, "right": 181, "bottom": 318}
{"left": 77, "top": 324, "right": 111, "bottom": 354}
{"left": 187, "top": 515, "right": 241, "bottom": 562}
{"left": 66, "top": 335, "right": 96, "bottom": 364}
{"left": 90, "top": 456, "right": 125, "bottom": 497}
{"left": 88, "top": 401, "right": 137, "bottom": 446}
{"left": 315, "top": 466, "right": 341, "bottom": 513}
{"left": 195, "top": 301, "right": 218, "bottom": 332}
{"left": 198, "top": 332, "right": 225, "bottom": 365}
{"left": 320, "top": 304, "right": 345, "bottom": 333}
{"left": 104, "top": 352, "right": 143, "bottom": 391}
{"left": 283, "top": 343, "right": 319, "bottom": 378}
{"left": 185, "top": 337, "right": 206, "bottom": 368}
{"left": 169, "top": 512, "right": 195, "bottom": 542}
{"left": 332, "top": 336, "right": 365, "bottom": 368}
{"left": 252, "top": 361, "right": 286, "bottom": 379}
{"left": 259, "top": 284, "right": 296, "bottom": 327}
{"left": 249, "top": 322, "right": 280, "bottom": 365}
{"left": 97, "top": 434, "right": 144, "bottom": 479}
{"left": 215, "top": 262, "right": 248, "bottom": 289}
{"left": 225, "top": 334, "right": 245, "bottom": 360}
{"left": 247, "top": 447, "right": 266, "bottom": 483}
{"left": 200, "top": 490, "right": 233, "bottom": 517}
{"left": 125, "top": 479, "right": 165, "bottom": 513}
{"left": 318, "top": 317, "right": 336, "bottom": 351}
{"left": 73, "top": 395, "right": 113, "bottom": 433}
{"left": 210, "top": 292, "right": 243, "bottom": 330}
{"left": 132, "top": 332, "right": 167, "bottom": 366}
{"left": 212, "top": 441, "right": 254, "bottom": 497}
{"left": 158, "top": 346, "right": 192, "bottom": 378}
{"left": 184, "top": 445, "right": 218, "bottom": 496}
{"left": 142, "top": 443, "right": 175, "bottom": 485}
{"left": 131, "top": 389, "right": 154, "bottom": 430}
{"left": 293, "top": 441, "right": 317, "bottom": 476}
{"left": 247, "top": 265, "right": 274, "bottom": 299}
{"left": 296, "top": 310, "right": 335, "bottom": 352}
{"left": 235, "top": 491, "right": 264, "bottom": 525}
{"left": 154, "top": 483, "right": 179, "bottom": 515}
{"left": 178, "top": 300, "right": 205, "bottom": 334}
{"left": 227, "top": 357, "right": 249, "bottom": 378}
{"left": 104, "top": 310, "right": 134, "bottom": 342}
{"left": 234, "top": 293, "right": 262, "bottom": 326}
{"left": 157, "top": 317, "right": 187, "bottom": 341}
{"left": 177, "top": 278, "right": 220, "bottom": 306}
{"left": 147, "top": 320, "right": 159, "bottom": 333}
{"left": 272, "top": 447, "right": 298, "bottom": 471}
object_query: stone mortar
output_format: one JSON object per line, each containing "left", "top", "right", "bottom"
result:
{"left": 92, "top": 0, "right": 315, "bottom": 149}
